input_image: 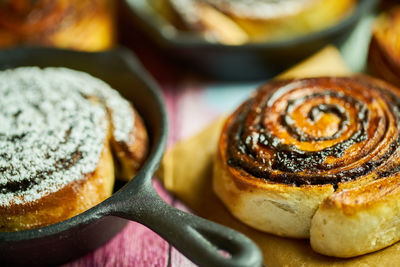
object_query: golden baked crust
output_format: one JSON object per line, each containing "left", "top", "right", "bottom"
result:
{"left": 213, "top": 76, "right": 400, "bottom": 257}
{"left": 112, "top": 108, "right": 149, "bottom": 181}
{"left": 155, "top": 0, "right": 355, "bottom": 44}
{"left": 311, "top": 176, "right": 400, "bottom": 257}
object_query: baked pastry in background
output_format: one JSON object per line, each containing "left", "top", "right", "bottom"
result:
{"left": 151, "top": 0, "right": 356, "bottom": 44}
{"left": 213, "top": 76, "right": 400, "bottom": 257}
{"left": 0, "top": 0, "right": 115, "bottom": 51}
{"left": 369, "top": 6, "right": 400, "bottom": 87}
{"left": 0, "top": 67, "right": 148, "bottom": 232}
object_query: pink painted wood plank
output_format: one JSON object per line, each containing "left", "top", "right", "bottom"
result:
{"left": 162, "top": 84, "right": 180, "bottom": 148}
{"left": 170, "top": 199, "right": 197, "bottom": 267}
{"left": 63, "top": 179, "right": 172, "bottom": 267}
{"left": 174, "top": 82, "right": 220, "bottom": 141}
{"left": 165, "top": 80, "right": 207, "bottom": 266}
{"left": 58, "top": 24, "right": 206, "bottom": 267}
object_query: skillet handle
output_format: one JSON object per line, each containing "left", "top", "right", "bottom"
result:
{"left": 113, "top": 186, "right": 263, "bottom": 267}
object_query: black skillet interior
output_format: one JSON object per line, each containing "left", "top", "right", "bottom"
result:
{"left": 0, "top": 47, "right": 262, "bottom": 267}
{"left": 122, "top": 0, "right": 378, "bottom": 80}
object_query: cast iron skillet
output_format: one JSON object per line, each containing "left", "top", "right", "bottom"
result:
{"left": 0, "top": 47, "right": 263, "bottom": 267}
{"left": 122, "top": 0, "right": 377, "bottom": 80}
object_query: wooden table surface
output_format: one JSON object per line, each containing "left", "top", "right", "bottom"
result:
{"left": 63, "top": 9, "right": 374, "bottom": 266}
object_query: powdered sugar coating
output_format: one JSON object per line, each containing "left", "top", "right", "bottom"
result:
{"left": 206, "top": 0, "right": 313, "bottom": 19}
{"left": 0, "top": 67, "right": 134, "bottom": 206}
{"left": 45, "top": 67, "right": 135, "bottom": 143}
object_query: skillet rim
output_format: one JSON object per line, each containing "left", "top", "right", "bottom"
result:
{"left": 124, "top": 0, "right": 378, "bottom": 50}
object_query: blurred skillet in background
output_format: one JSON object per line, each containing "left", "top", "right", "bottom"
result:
{"left": 122, "top": 0, "right": 378, "bottom": 80}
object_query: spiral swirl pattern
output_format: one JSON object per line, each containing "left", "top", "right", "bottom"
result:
{"left": 0, "top": 67, "right": 134, "bottom": 206}
{"left": 226, "top": 77, "right": 400, "bottom": 187}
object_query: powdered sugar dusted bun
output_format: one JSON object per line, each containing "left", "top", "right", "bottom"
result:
{"left": 0, "top": 67, "right": 148, "bottom": 231}
{"left": 45, "top": 68, "right": 149, "bottom": 181}
{"left": 45, "top": 67, "right": 135, "bottom": 144}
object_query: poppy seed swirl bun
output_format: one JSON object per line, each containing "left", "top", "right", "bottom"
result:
{"left": 213, "top": 76, "right": 400, "bottom": 257}
{"left": 0, "top": 67, "right": 148, "bottom": 232}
